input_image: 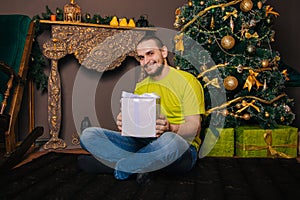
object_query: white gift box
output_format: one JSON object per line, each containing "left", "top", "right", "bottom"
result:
{"left": 121, "top": 91, "right": 160, "bottom": 137}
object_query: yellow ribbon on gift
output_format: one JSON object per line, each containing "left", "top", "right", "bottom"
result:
{"left": 203, "top": 76, "right": 221, "bottom": 88}
{"left": 265, "top": 5, "right": 280, "bottom": 17}
{"left": 243, "top": 69, "right": 263, "bottom": 91}
{"left": 245, "top": 32, "right": 259, "bottom": 39}
{"left": 174, "top": 33, "right": 184, "bottom": 52}
{"left": 236, "top": 130, "right": 297, "bottom": 158}
{"left": 222, "top": 9, "right": 238, "bottom": 21}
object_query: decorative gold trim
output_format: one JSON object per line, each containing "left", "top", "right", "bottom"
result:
{"left": 42, "top": 38, "right": 67, "bottom": 150}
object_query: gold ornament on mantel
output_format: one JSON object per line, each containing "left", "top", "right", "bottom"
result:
{"left": 64, "top": 0, "right": 81, "bottom": 23}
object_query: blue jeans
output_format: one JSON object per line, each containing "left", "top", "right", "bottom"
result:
{"left": 80, "top": 127, "right": 198, "bottom": 180}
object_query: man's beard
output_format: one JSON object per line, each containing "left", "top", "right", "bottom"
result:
{"left": 145, "top": 64, "right": 164, "bottom": 78}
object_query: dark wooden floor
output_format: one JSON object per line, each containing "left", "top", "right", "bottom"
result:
{"left": 0, "top": 152, "right": 300, "bottom": 200}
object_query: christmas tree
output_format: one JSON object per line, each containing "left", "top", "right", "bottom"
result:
{"left": 173, "top": 0, "right": 296, "bottom": 129}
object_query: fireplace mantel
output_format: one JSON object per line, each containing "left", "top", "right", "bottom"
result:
{"left": 40, "top": 20, "right": 154, "bottom": 149}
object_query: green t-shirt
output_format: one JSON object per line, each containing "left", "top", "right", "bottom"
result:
{"left": 134, "top": 67, "right": 205, "bottom": 150}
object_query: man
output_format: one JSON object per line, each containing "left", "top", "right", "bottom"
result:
{"left": 79, "top": 35, "right": 205, "bottom": 184}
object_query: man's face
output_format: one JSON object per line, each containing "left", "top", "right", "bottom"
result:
{"left": 136, "top": 40, "right": 167, "bottom": 77}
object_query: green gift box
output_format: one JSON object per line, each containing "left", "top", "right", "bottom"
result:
{"left": 202, "top": 128, "right": 235, "bottom": 157}
{"left": 235, "top": 125, "right": 298, "bottom": 158}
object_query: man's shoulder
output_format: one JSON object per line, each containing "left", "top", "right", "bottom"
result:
{"left": 171, "top": 67, "right": 197, "bottom": 80}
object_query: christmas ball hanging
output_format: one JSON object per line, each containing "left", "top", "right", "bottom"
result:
{"left": 223, "top": 76, "right": 238, "bottom": 90}
{"left": 246, "top": 45, "right": 256, "bottom": 54}
{"left": 257, "top": 1, "right": 263, "bottom": 9}
{"left": 284, "top": 105, "right": 291, "bottom": 112}
{"left": 266, "top": 16, "right": 274, "bottom": 25}
{"left": 236, "top": 103, "right": 242, "bottom": 109}
{"left": 221, "top": 109, "right": 229, "bottom": 116}
{"left": 265, "top": 112, "right": 270, "bottom": 118}
{"left": 240, "top": 0, "right": 253, "bottom": 12}
{"left": 237, "top": 65, "right": 244, "bottom": 73}
{"left": 221, "top": 35, "right": 235, "bottom": 50}
{"left": 243, "top": 113, "right": 251, "bottom": 120}
{"left": 261, "top": 59, "right": 269, "bottom": 68}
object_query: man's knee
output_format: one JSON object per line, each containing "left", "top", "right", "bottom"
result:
{"left": 79, "top": 127, "right": 99, "bottom": 148}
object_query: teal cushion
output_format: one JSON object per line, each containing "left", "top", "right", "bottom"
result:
{"left": 0, "top": 15, "right": 31, "bottom": 112}
{"left": 0, "top": 93, "right": 3, "bottom": 104}
{"left": 0, "top": 14, "right": 31, "bottom": 71}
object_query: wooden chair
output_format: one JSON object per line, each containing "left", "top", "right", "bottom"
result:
{"left": 0, "top": 14, "right": 43, "bottom": 156}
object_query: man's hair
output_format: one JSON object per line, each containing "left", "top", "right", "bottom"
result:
{"left": 137, "top": 34, "right": 164, "bottom": 48}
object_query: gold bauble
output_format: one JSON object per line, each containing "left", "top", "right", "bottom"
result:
{"left": 261, "top": 59, "right": 269, "bottom": 68}
{"left": 221, "top": 109, "right": 229, "bottom": 116}
{"left": 241, "top": 100, "right": 247, "bottom": 107}
{"left": 236, "top": 103, "right": 242, "bottom": 109}
{"left": 221, "top": 35, "right": 235, "bottom": 50}
{"left": 280, "top": 116, "right": 285, "bottom": 122}
{"left": 240, "top": 0, "right": 253, "bottom": 12}
{"left": 188, "top": 1, "right": 193, "bottom": 7}
{"left": 223, "top": 76, "right": 238, "bottom": 90}
{"left": 243, "top": 113, "right": 251, "bottom": 120}
{"left": 200, "top": 1, "right": 205, "bottom": 6}
{"left": 265, "top": 112, "right": 270, "bottom": 118}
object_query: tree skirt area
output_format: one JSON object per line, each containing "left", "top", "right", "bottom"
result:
{"left": 0, "top": 152, "right": 300, "bottom": 200}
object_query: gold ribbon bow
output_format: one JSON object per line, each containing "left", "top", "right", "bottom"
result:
{"left": 281, "top": 69, "right": 290, "bottom": 81}
{"left": 174, "top": 33, "right": 184, "bottom": 52}
{"left": 236, "top": 100, "right": 260, "bottom": 113}
{"left": 243, "top": 69, "right": 263, "bottom": 91}
{"left": 222, "top": 9, "right": 238, "bottom": 21}
{"left": 245, "top": 32, "right": 259, "bottom": 39}
{"left": 265, "top": 5, "right": 280, "bottom": 17}
{"left": 203, "top": 76, "right": 220, "bottom": 88}
{"left": 235, "top": 130, "right": 296, "bottom": 158}
{"left": 264, "top": 130, "right": 293, "bottom": 158}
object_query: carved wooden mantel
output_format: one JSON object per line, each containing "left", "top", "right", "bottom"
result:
{"left": 40, "top": 20, "right": 154, "bottom": 149}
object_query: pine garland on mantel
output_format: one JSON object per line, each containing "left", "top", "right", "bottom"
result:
{"left": 30, "top": 6, "right": 151, "bottom": 92}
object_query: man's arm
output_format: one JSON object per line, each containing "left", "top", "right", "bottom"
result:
{"left": 156, "top": 114, "right": 201, "bottom": 138}
{"left": 116, "top": 112, "right": 122, "bottom": 132}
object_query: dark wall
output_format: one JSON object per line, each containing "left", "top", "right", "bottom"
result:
{"left": 1, "top": 0, "right": 299, "bottom": 147}
{"left": 270, "top": 0, "right": 300, "bottom": 128}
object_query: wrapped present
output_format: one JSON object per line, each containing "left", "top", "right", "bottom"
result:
{"left": 235, "top": 126, "right": 298, "bottom": 158}
{"left": 121, "top": 91, "right": 160, "bottom": 137}
{"left": 201, "top": 128, "right": 235, "bottom": 157}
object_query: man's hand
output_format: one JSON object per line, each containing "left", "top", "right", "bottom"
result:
{"left": 116, "top": 112, "right": 122, "bottom": 132}
{"left": 155, "top": 115, "right": 170, "bottom": 137}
